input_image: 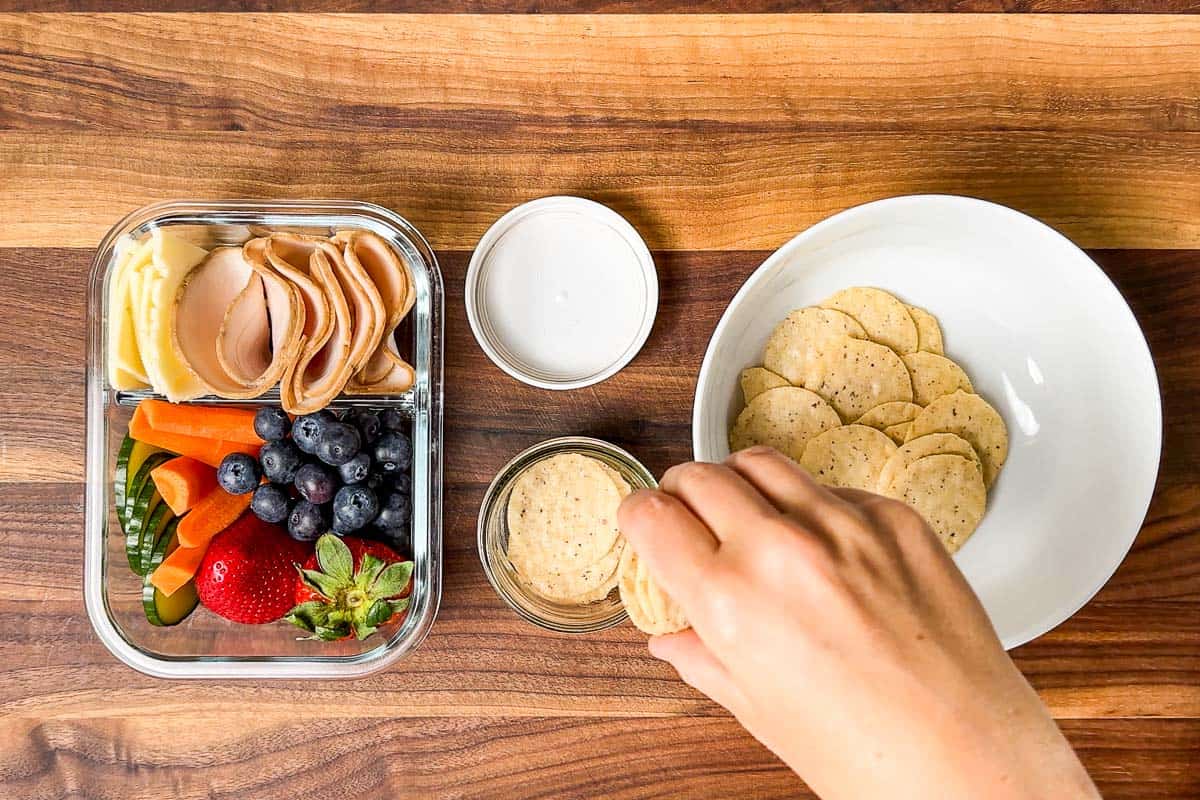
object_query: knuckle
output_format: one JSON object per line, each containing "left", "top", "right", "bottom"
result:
{"left": 663, "top": 461, "right": 726, "bottom": 492}
{"left": 617, "top": 489, "right": 672, "bottom": 529}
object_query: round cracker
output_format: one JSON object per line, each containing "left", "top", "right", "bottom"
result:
{"left": 877, "top": 432, "right": 982, "bottom": 497}
{"left": 506, "top": 453, "right": 624, "bottom": 599}
{"left": 901, "top": 351, "right": 974, "bottom": 406}
{"left": 820, "top": 287, "right": 918, "bottom": 354}
{"left": 906, "top": 304, "right": 944, "bottom": 355}
{"left": 802, "top": 336, "right": 914, "bottom": 422}
{"left": 762, "top": 307, "right": 866, "bottom": 385}
{"left": 907, "top": 391, "right": 1008, "bottom": 488}
{"left": 618, "top": 546, "right": 688, "bottom": 635}
{"left": 893, "top": 454, "right": 987, "bottom": 555}
{"left": 740, "top": 367, "right": 789, "bottom": 404}
{"left": 565, "top": 539, "right": 624, "bottom": 604}
{"left": 882, "top": 421, "right": 913, "bottom": 445}
{"left": 729, "top": 386, "right": 841, "bottom": 461}
{"left": 800, "top": 424, "right": 897, "bottom": 491}
{"left": 855, "top": 401, "right": 923, "bottom": 430}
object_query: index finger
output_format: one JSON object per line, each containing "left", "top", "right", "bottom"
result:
{"left": 618, "top": 489, "right": 719, "bottom": 611}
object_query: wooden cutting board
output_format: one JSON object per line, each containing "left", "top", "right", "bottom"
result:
{"left": 0, "top": 5, "right": 1198, "bottom": 799}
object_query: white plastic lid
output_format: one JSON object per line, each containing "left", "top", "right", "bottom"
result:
{"left": 465, "top": 197, "right": 658, "bottom": 390}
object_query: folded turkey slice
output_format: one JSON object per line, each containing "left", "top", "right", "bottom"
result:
{"left": 173, "top": 246, "right": 303, "bottom": 399}
{"left": 319, "top": 238, "right": 387, "bottom": 379}
{"left": 334, "top": 230, "right": 418, "bottom": 394}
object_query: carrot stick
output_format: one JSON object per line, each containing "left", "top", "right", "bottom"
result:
{"left": 139, "top": 399, "right": 262, "bottom": 445}
{"left": 176, "top": 488, "right": 253, "bottom": 549}
{"left": 150, "top": 544, "right": 207, "bottom": 597}
{"left": 152, "top": 456, "right": 218, "bottom": 516}
{"left": 130, "top": 404, "right": 260, "bottom": 467}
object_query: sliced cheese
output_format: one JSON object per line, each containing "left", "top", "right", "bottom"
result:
{"left": 139, "top": 230, "right": 210, "bottom": 402}
{"left": 106, "top": 236, "right": 154, "bottom": 390}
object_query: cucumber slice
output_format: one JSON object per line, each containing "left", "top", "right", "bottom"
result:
{"left": 143, "top": 523, "right": 198, "bottom": 627}
{"left": 114, "top": 435, "right": 166, "bottom": 533}
{"left": 136, "top": 502, "right": 173, "bottom": 576}
{"left": 123, "top": 452, "right": 174, "bottom": 574}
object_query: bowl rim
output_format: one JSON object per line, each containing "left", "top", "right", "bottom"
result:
{"left": 690, "top": 193, "right": 1163, "bottom": 650}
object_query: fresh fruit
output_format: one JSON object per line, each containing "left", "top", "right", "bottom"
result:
{"left": 217, "top": 452, "right": 261, "bottom": 495}
{"left": 332, "top": 485, "right": 379, "bottom": 534}
{"left": 343, "top": 408, "right": 382, "bottom": 443}
{"left": 176, "top": 484, "right": 254, "bottom": 549}
{"left": 379, "top": 408, "right": 406, "bottom": 433}
{"left": 373, "top": 491, "right": 411, "bottom": 534}
{"left": 114, "top": 433, "right": 165, "bottom": 533}
{"left": 150, "top": 542, "right": 206, "bottom": 597}
{"left": 142, "top": 522, "right": 199, "bottom": 627}
{"left": 391, "top": 472, "right": 412, "bottom": 497}
{"left": 251, "top": 483, "right": 292, "bottom": 524}
{"left": 293, "top": 410, "right": 336, "bottom": 454}
{"left": 195, "top": 515, "right": 310, "bottom": 624}
{"left": 373, "top": 430, "right": 412, "bottom": 473}
{"left": 295, "top": 462, "right": 337, "bottom": 504}
{"left": 337, "top": 452, "right": 372, "bottom": 485}
{"left": 315, "top": 422, "right": 361, "bottom": 466}
{"left": 139, "top": 400, "right": 263, "bottom": 446}
{"left": 130, "top": 402, "right": 260, "bottom": 468}
{"left": 254, "top": 406, "right": 292, "bottom": 441}
{"left": 287, "top": 534, "right": 412, "bottom": 640}
{"left": 259, "top": 438, "right": 303, "bottom": 484}
{"left": 151, "top": 455, "right": 218, "bottom": 516}
{"left": 287, "top": 500, "right": 328, "bottom": 543}
{"left": 123, "top": 452, "right": 173, "bottom": 573}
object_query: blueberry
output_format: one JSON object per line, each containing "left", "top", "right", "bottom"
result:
{"left": 391, "top": 472, "right": 412, "bottom": 496}
{"left": 217, "top": 453, "right": 260, "bottom": 495}
{"left": 332, "top": 485, "right": 379, "bottom": 533}
{"left": 294, "top": 462, "right": 338, "bottom": 505}
{"left": 373, "top": 431, "right": 412, "bottom": 474}
{"left": 376, "top": 527, "right": 412, "bottom": 556}
{"left": 364, "top": 472, "right": 384, "bottom": 491}
{"left": 259, "top": 439, "right": 303, "bottom": 485}
{"left": 253, "top": 406, "right": 291, "bottom": 442}
{"left": 250, "top": 483, "right": 291, "bottom": 524}
{"left": 337, "top": 452, "right": 372, "bottom": 484}
{"left": 343, "top": 408, "right": 382, "bottom": 444}
{"left": 374, "top": 490, "right": 411, "bottom": 532}
{"left": 315, "top": 422, "right": 361, "bottom": 467}
{"left": 379, "top": 408, "right": 406, "bottom": 432}
{"left": 288, "top": 499, "right": 328, "bottom": 542}
{"left": 293, "top": 410, "right": 336, "bottom": 454}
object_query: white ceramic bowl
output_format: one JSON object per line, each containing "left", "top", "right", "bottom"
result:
{"left": 692, "top": 195, "right": 1161, "bottom": 649}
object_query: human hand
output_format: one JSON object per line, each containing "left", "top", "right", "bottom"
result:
{"left": 618, "top": 446, "right": 1098, "bottom": 800}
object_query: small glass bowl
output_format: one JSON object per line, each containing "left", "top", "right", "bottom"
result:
{"left": 478, "top": 437, "right": 656, "bottom": 633}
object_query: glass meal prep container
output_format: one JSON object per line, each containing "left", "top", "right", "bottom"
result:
{"left": 83, "top": 200, "right": 443, "bottom": 679}
{"left": 477, "top": 436, "right": 656, "bottom": 633}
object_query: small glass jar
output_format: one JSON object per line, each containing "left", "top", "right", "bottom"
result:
{"left": 478, "top": 437, "right": 656, "bottom": 633}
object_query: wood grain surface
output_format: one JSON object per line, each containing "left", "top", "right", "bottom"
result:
{"left": 1, "top": 6, "right": 1199, "bottom": 800}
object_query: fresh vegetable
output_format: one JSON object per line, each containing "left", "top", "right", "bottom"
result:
{"left": 122, "top": 452, "right": 173, "bottom": 573}
{"left": 260, "top": 439, "right": 304, "bottom": 484}
{"left": 292, "top": 410, "right": 336, "bottom": 455}
{"left": 176, "top": 484, "right": 254, "bottom": 549}
{"left": 114, "top": 433, "right": 165, "bottom": 532}
{"left": 315, "top": 421, "right": 361, "bottom": 467}
{"left": 136, "top": 502, "right": 176, "bottom": 577}
{"left": 151, "top": 456, "right": 217, "bottom": 516}
{"left": 195, "top": 515, "right": 310, "bottom": 624}
{"left": 250, "top": 483, "right": 291, "bottom": 524}
{"left": 143, "top": 522, "right": 199, "bottom": 626}
{"left": 373, "top": 430, "right": 411, "bottom": 474}
{"left": 295, "top": 462, "right": 337, "bottom": 504}
{"left": 129, "top": 403, "right": 259, "bottom": 468}
{"left": 287, "top": 534, "right": 412, "bottom": 640}
{"left": 217, "top": 452, "right": 261, "bottom": 495}
{"left": 287, "top": 500, "right": 328, "bottom": 542}
{"left": 150, "top": 542, "right": 207, "bottom": 597}
{"left": 332, "top": 485, "right": 379, "bottom": 534}
{"left": 139, "top": 399, "right": 263, "bottom": 446}
{"left": 337, "top": 452, "right": 372, "bottom": 485}
{"left": 254, "top": 406, "right": 292, "bottom": 442}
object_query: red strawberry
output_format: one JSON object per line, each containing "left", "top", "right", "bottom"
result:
{"left": 286, "top": 534, "right": 413, "bottom": 641}
{"left": 195, "top": 514, "right": 310, "bottom": 624}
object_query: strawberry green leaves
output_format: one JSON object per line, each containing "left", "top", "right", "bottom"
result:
{"left": 287, "top": 534, "right": 413, "bottom": 641}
